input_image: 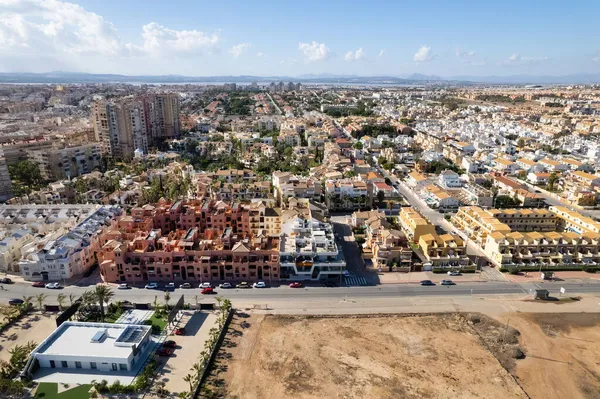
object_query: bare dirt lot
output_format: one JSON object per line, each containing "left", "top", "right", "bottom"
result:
{"left": 205, "top": 313, "right": 528, "bottom": 399}
{"left": 498, "top": 312, "right": 600, "bottom": 399}
{"left": 0, "top": 312, "right": 57, "bottom": 362}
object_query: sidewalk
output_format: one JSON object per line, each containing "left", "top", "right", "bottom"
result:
{"left": 503, "top": 270, "right": 600, "bottom": 283}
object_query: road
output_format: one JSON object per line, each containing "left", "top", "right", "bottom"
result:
{"left": 3, "top": 281, "right": 600, "bottom": 306}
{"left": 266, "top": 92, "right": 282, "bottom": 115}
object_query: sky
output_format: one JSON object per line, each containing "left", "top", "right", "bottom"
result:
{"left": 1, "top": 0, "right": 599, "bottom": 77}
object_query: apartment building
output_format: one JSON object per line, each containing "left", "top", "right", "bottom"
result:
{"left": 492, "top": 175, "right": 546, "bottom": 207}
{"left": 324, "top": 179, "right": 370, "bottom": 211}
{"left": 29, "top": 143, "right": 102, "bottom": 181}
{"left": 272, "top": 172, "right": 322, "bottom": 205}
{"left": 0, "top": 149, "right": 13, "bottom": 202}
{"left": 423, "top": 184, "right": 459, "bottom": 212}
{"left": 19, "top": 206, "right": 122, "bottom": 281}
{"left": 0, "top": 228, "right": 34, "bottom": 272}
{"left": 418, "top": 233, "right": 469, "bottom": 268}
{"left": 98, "top": 200, "right": 280, "bottom": 284}
{"left": 92, "top": 94, "right": 179, "bottom": 160}
{"left": 362, "top": 216, "right": 412, "bottom": 271}
{"left": 398, "top": 207, "right": 436, "bottom": 242}
{"left": 279, "top": 200, "right": 345, "bottom": 280}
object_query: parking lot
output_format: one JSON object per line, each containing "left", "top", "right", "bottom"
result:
{"left": 154, "top": 310, "right": 219, "bottom": 396}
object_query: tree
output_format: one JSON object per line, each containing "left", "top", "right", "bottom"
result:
{"left": 517, "top": 138, "right": 525, "bottom": 148}
{"left": 183, "top": 374, "right": 195, "bottom": 393}
{"left": 57, "top": 293, "right": 66, "bottom": 310}
{"left": 21, "top": 296, "right": 33, "bottom": 312}
{"left": 35, "top": 293, "right": 47, "bottom": 312}
{"left": 8, "top": 160, "right": 44, "bottom": 195}
{"left": 353, "top": 141, "right": 363, "bottom": 150}
{"left": 68, "top": 293, "right": 76, "bottom": 306}
{"left": 547, "top": 172, "right": 559, "bottom": 191}
{"left": 164, "top": 292, "right": 171, "bottom": 310}
{"left": 93, "top": 285, "right": 114, "bottom": 322}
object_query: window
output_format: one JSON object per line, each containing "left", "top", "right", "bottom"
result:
{"left": 75, "top": 361, "right": 82, "bottom": 369}
{"left": 90, "top": 362, "right": 97, "bottom": 369}
{"left": 61, "top": 361, "right": 68, "bottom": 368}
{"left": 119, "top": 364, "right": 127, "bottom": 371}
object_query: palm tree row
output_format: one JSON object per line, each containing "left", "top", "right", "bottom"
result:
{"left": 77, "top": 285, "right": 115, "bottom": 322}
{"left": 179, "top": 298, "right": 233, "bottom": 398}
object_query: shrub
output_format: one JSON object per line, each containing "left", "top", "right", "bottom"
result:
{"left": 508, "top": 267, "right": 520, "bottom": 275}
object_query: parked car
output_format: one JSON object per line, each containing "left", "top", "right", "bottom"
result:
{"left": 174, "top": 327, "right": 186, "bottom": 336}
{"left": 165, "top": 282, "right": 175, "bottom": 290}
{"left": 32, "top": 282, "right": 45, "bottom": 288}
{"left": 179, "top": 283, "right": 192, "bottom": 289}
{"left": 236, "top": 282, "right": 250, "bottom": 289}
{"left": 8, "top": 298, "right": 24, "bottom": 306}
{"left": 45, "top": 282, "right": 61, "bottom": 289}
{"left": 0, "top": 278, "right": 13, "bottom": 284}
{"left": 219, "top": 282, "right": 232, "bottom": 289}
{"left": 289, "top": 282, "right": 303, "bottom": 288}
{"left": 447, "top": 271, "right": 461, "bottom": 276}
{"left": 199, "top": 282, "right": 212, "bottom": 289}
{"left": 201, "top": 287, "right": 214, "bottom": 294}
{"left": 322, "top": 281, "right": 338, "bottom": 287}
{"left": 145, "top": 282, "right": 159, "bottom": 289}
{"left": 157, "top": 347, "right": 173, "bottom": 357}
{"left": 419, "top": 280, "right": 435, "bottom": 286}
{"left": 118, "top": 283, "right": 130, "bottom": 290}
{"left": 252, "top": 281, "right": 267, "bottom": 288}
{"left": 441, "top": 279, "right": 455, "bottom": 285}
{"left": 162, "top": 340, "right": 177, "bottom": 348}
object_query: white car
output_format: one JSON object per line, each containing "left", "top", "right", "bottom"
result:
{"left": 199, "top": 282, "right": 212, "bottom": 289}
{"left": 145, "top": 282, "right": 158, "bottom": 289}
{"left": 219, "top": 282, "right": 232, "bottom": 289}
{"left": 117, "top": 283, "right": 130, "bottom": 289}
{"left": 252, "top": 281, "right": 267, "bottom": 288}
{"left": 45, "top": 282, "right": 61, "bottom": 289}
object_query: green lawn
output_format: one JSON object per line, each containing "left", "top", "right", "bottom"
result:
{"left": 34, "top": 383, "right": 91, "bottom": 399}
{"left": 150, "top": 312, "right": 167, "bottom": 330}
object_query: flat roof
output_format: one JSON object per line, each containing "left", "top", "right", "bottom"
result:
{"left": 36, "top": 322, "right": 150, "bottom": 359}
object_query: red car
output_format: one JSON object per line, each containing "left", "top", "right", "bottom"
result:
{"left": 201, "top": 287, "right": 214, "bottom": 294}
{"left": 157, "top": 347, "right": 173, "bottom": 356}
{"left": 162, "top": 340, "right": 177, "bottom": 348}
{"left": 289, "top": 282, "right": 303, "bottom": 288}
{"left": 32, "top": 282, "right": 45, "bottom": 288}
{"left": 174, "top": 327, "right": 186, "bottom": 336}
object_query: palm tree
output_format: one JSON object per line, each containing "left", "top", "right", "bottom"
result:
{"left": 21, "top": 296, "right": 33, "bottom": 312}
{"left": 164, "top": 292, "right": 171, "bottom": 310}
{"left": 93, "top": 285, "right": 114, "bottom": 322}
{"left": 35, "top": 293, "right": 47, "bottom": 312}
{"left": 183, "top": 374, "right": 195, "bottom": 393}
{"left": 68, "top": 293, "right": 76, "bottom": 306}
{"left": 57, "top": 293, "right": 66, "bottom": 310}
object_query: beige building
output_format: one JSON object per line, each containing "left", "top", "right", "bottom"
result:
{"left": 398, "top": 207, "right": 436, "bottom": 242}
{"left": 0, "top": 149, "right": 13, "bottom": 202}
{"left": 29, "top": 143, "right": 102, "bottom": 181}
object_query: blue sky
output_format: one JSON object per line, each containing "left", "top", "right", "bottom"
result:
{"left": 1, "top": 0, "right": 599, "bottom": 76}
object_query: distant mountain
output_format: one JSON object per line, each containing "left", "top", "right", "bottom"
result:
{"left": 0, "top": 71, "right": 598, "bottom": 85}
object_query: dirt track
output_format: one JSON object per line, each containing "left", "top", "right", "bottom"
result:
{"left": 206, "top": 313, "right": 527, "bottom": 399}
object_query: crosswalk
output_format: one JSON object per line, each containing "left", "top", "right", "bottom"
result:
{"left": 481, "top": 267, "right": 509, "bottom": 282}
{"left": 344, "top": 276, "right": 369, "bottom": 286}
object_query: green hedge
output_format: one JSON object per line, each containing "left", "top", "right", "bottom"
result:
{"left": 499, "top": 266, "right": 599, "bottom": 273}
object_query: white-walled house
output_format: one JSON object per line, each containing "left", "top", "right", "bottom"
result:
{"left": 438, "top": 170, "right": 462, "bottom": 188}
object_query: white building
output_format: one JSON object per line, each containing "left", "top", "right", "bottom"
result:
{"left": 438, "top": 170, "right": 462, "bottom": 188}
{"left": 19, "top": 206, "right": 121, "bottom": 281}
{"left": 278, "top": 201, "right": 345, "bottom": 280}
{"left": 27, "top": 322, "right": 152, "bottom": 379}
{"left": 0, "top": 229, "right": 34, "bottom": 272}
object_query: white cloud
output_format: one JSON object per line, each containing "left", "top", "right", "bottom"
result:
{"left": 0, "top": 0, "right": 220, "bottom": 71}
{"left": 256, "top": 52, "right": 264, "bottom": 57}
{"left": 504, "top": 53, "right": 549, "bottom": 65}
{"left": 228, "top": 42, "right": 250, "bottom": 58}
{"left": 456, "top": 48, "right": 476, "bottom": 58}
{"left": 344, "top": 47, "right": 365, "bottom": 61}
{"left": 414, "top": 45, "right": 435, "bottom": 63}
{"left": 378, "top": 49, "right": 385, "bottom": 57}
{"left": 298, "top": 41, "right": 331, "bottom": 62}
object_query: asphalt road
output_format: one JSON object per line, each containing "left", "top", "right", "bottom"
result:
{"left": 2, "top": 281, "right": 599, "bottom": 306}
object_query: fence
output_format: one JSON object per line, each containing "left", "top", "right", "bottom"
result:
{"left": 192, "top": 308, "right": 235, "bottom": 398}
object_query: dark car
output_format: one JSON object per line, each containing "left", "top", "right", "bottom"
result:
{"left": 441, "top": 279, "right": 455, "bottom": 285}
{"left": 419, "top": 280, "right": 435, "bottom": 286}
{"left": 162, "top": 340, "right": 177, "bottom": 348}
{"left": 8, "top": 298, "right": 24, "bottom": 306}
{"left": 322, "top": 281, "right": 338, "bottom": 287}
{"left": 0, "top": 278, "right": 13, "bottom": 284}
{"left": 157, "top": 347, "right": 173, "bottom": 356}
{"left": 289, "top": 282, "right": 303, "bottom": 288}
{"left": 32, "top": 282, "right": 45, "bottom": 288}
{"left": 174, "top": 327, "right": 186, "bottom": 336}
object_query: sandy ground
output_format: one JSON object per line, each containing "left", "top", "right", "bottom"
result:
{"left": 0, "top": 312, "right": 57, "bottom": 362}
{"left": 494, "top": 312, "right": 600, "bottom": 399}
{"left": 206, "top": 313, "right": 527, "bottom": 399}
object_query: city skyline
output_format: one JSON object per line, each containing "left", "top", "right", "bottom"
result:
{"left": 1, "top": 0, "right": 600, "bottom": 78}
